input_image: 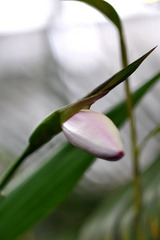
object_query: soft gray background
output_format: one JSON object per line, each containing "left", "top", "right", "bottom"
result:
{"left": 0, "top": 0, "right": 160, "bottom": 193}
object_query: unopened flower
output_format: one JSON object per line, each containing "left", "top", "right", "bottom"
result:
{"left": 62, "top": 109, "right": 124, "bottom": 161}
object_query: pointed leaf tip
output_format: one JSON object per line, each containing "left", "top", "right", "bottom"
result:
{"left": 145, "top": 45, "right": 157, "bottom": 55}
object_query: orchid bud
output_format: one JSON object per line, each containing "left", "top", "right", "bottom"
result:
{"left": 62, "top": 109, "right": 124, "bottom": 161}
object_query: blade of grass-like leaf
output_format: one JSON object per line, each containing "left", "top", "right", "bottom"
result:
{"left": 0, "top": 49, "right": 155, "bottom": 190}
{"left": 85, "top": 48, "right": 156, "bottom": 97}
{"left": 107, "top": 72, "right": 160, "bottom": 127}
{"left": 0, "top": 144, "right": 94, "bottom": 240}
{"left": 0, "top": 73, "right": 159, "bottom": 239}
{"left": 74, "top": 0, "right": 122, "bottom": 33}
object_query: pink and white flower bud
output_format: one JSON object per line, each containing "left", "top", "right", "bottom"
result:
{"left": 62, "top": 109, "right": 124, "bottom": 161}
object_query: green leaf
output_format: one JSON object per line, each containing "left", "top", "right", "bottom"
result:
{"left": 74, "top": 0, "right": 122, "bottom": 33}
{"left": 0, "top": 73, "right": 159, "bottom": 239}
{"left": 107, "top": 72, "right": 160, "bottom": 127}
{"left": 0, "top": 145, "right": 94, "bottom": 240}
{"left": 85, "top": 47, "right": 156, "bottom": 98}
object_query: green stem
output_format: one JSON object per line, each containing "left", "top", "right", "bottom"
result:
{"left": 120, "top": 34, "right": 142, "bottom": 239}
{"left": 0, "top": 146, "right": 32, "bottom": 191}
{"left": 138, "top": 125, "right": 160, "bottom": 154}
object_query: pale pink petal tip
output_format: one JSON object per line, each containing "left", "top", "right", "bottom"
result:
{"left": 62, "top": 109, "right": 124, "bottom": 161}
{"left": 109, "top": 151, "right": 124, "bottom": 161}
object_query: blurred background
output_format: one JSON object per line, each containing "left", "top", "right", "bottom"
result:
{"left": 0, "top": 0, "right": 160, "bottom": 239}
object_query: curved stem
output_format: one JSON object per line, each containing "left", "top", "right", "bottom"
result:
{"left": 0, "top": 146, "right": 32, "bottom": 191}
{"left": 120, "top": 33, "right": 142, "bottom": 239}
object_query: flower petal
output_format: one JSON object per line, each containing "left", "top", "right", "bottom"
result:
{"left": 62, "top": 109, "right": 124, "bottom": 161}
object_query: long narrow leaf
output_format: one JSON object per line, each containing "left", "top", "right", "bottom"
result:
{"left": 107, "top": 72, "right": 160, "bottom": 126}
{"left": 74, "top": 0, "right": 122, "bottom": 33}
{"left": 0, "top": 145, "right": 93, "bottom": 240}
